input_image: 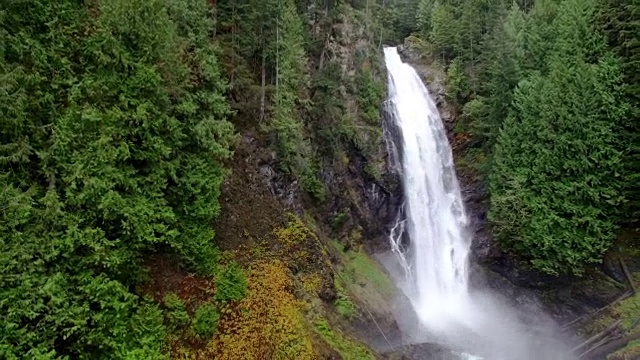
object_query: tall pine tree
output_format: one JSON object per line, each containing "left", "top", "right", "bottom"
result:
{"left": 489, "top": 0, "right": 627, "bottom": 275}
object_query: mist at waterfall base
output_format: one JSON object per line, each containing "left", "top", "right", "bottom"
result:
{"left": 382, "top": 47, "right": 574, "bottom": 360}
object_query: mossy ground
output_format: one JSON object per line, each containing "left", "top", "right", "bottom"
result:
{"left": 583, "top": 273, "right": 640, "bottom": 359}
{"left": 332, "top": 240, "right": 396, "bottom": 301}
{"left": 314, "top": 318, "right": 376, "bottom": 360}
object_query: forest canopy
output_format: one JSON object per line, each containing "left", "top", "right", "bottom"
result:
{"left": 1, "top": 0, "right": 638, "bottom": 357}
{"left": 412, "top": 0, "right": 638, "bottom": 275}
{"left": 1, "top": 0, "right": 234, "bottom": 357}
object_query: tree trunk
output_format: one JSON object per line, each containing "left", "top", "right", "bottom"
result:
{"left": 318, "top": 33, "right": 330, "bottom": 71}
{"left": 260, "top": 18, "right": 266, "bottom": 122}
{"left": 260, "top": 51, "right": 266, "bottom": 121}
{"left": 619, "top": 257, "right": 636, "bottom": 293}
{"left": 378, "top": 0, "right": 385, "bottom": 49}
{"left": 276, "top": 11, "right": 280, "bottom": 92}
{"left": 231, "top": 0, "right": 236, "bottom": 86}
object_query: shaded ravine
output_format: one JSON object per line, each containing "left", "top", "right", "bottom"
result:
{"left": 382, "top": 46, "right": 574, "bottom": 360}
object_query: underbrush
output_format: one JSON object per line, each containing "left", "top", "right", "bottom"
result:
{"left": 314, "top": 318, "right": 375, "bottom": 360}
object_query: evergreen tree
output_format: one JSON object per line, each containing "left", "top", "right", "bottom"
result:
{"left": 489, "top": 0, "right": 627, "bottom": 275}
{"left": 521, "top": 0, "right": 559, "bottom": 71}
{"left": 599, "top": 0, "right": 640, "bottom": 226}
{"left": 445, "top": 57, "right": 469, "bottom": 105}
{"left": 270, "top": 0, "right": 326, "bottom": 199}
{"left": 391, "top": 0, "right": 421, "bottom": 39}
{"left": 430, "top": 1, "right": 458, "bottom": 59}
{"left": 0, "top": 0, "right": 234, "bottom": 357}
{"left": 472, "top": 2, "right": 526, "bottom": 148}
{"left": 416, "top": 0, "right": 436, "bottom": 36}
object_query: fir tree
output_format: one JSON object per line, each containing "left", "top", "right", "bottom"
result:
{"left": 489, "top": 0, "right": 627, "bottom": 275}
{"left": 0, "top": 0, "right": 234, "bottom": 356}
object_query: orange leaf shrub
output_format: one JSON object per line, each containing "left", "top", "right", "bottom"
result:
{"left": 209, "top": 260, "right": 314, "bottom": 360}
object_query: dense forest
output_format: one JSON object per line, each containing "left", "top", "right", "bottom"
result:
{"left": 408, "top": 0, "right": 638, "bottom": 276}
{"left": 0, "top": 0, "right": 638, "bottom": 358}
{"left": 0, "top": 0, "right": 396, "bottom": 358}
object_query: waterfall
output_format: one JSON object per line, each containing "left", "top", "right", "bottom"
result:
{"left": 384, "top": 47, "right": 472, "bottom": 330}
{"left": 382, "top": 47, "right": 573, "bottom": 360}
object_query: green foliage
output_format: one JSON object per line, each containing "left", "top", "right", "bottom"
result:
{"left": 456, "top": 147, "right": 489, "bottom": 176}
{"left": 472, "top": 2, "right": 526, "bottom": 148}
{"left": 164, "top": 293, "right": 191, "bottom": 330}
{"left": 421, "top": 0, "right": 504, "bottom": 62}
{"left": 0, "top": 0, "right": 232, "bottom": 357}
{"left": 211, "top": 260, "right": 314, "bottom": 359}
{"left": 332, "top": 211, "right": 350, "bottom": 230}
{"left": 268, "top": 0, "right": 327, "bottom": 201}
{"left": 215, "top": 262, "right": 248, "bottom": 303}
{"left": 429, "top": 1, "right": 457, "bottom": 59}
{"left": 489, "top": 0, "right": 627, "bottom": 275}
{"left": 192, "top": 303, "right": 220, "bottom": 340}
{"left": 390, "top": 0, "right": 421, "bottom": 40}
{"left": 356, "top": 68, "right": 385, "bottom": 125}
{"left": 309, "top": 60, "right": 348, "bottom": 157}
{"left": 217, "top": 0, "right": 392, "bottom": 206}
{"left": 599, "top": 0, "right": 640, "bottom": 226}
{"left": 412, "top": 0, "right": 636, "bottom": 274}
{"left": 302, "top": 172, "right": 328, "bottom": 202}
{"left": 333, "top": 280, "right": 357, "bottom": 319}
{"left": 332, "top": 240, "right": 395, "bottom": 301}
{"left": 416, "top": 0, "right": 436, "bottom": 36}
{"left": 334, "top": 296, "right": 357, "bottom": 319}
{"left": 445, "top": 57, "right": 469, "bottom": 105}
{"left": 314, "top": 318, "right": 375, "bottom": 360}
{"left": 343, "top": 251, "right": 394, "bottom": 297}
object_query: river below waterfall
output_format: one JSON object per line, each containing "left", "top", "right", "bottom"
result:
{"left": 382, "top": 46, "right": 575, "bottom": 360}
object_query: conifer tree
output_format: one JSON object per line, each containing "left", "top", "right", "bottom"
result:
{"left": 430, "top": 1, "right": 457, "bottom": 59}
{"left": 489, "top": 0, "right": 627, "bottom": 275}
{"left": 472, "top": 3, "right": 526, "bottom": 148}
{"left": 599, "top": 0, "right": 640, "bottom": 226}
{"left": 1, "top": 0, "right": 234, "bottom": 356}
{"left": 416, "top": 0, "right": 436, "bottom": 36}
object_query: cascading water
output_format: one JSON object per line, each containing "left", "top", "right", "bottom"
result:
{"left": 384, "top": 46, "right": 473, "bottom": 331}
{"left": 382, "top": 47, "right": 573, "bottom": 360}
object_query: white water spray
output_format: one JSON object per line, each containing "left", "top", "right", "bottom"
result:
{"left": 383, "top": 47, "right": 573, "bottom": 360}
{"left": 384, "top": 47, "right": 472, "bottom": 330}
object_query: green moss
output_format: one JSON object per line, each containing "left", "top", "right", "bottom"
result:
{"left": 314, "top": 318, "right": 375, "bottom": 360}
{"left": 334, "top": 280, "right": 357, "bottom": 319}
{"left": 617, "top": 293, "right": 640, "bottom": 329}
{"left": 329, "top": 239, "right": 396, "bottom": 327}
{"left": 340, "top": 247, "right": 395, "bottom": 298}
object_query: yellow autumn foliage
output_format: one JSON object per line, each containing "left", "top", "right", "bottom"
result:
{"left": 300, "top": 273, "right": 324, "bottom": 294}
{"left": 273, "top": 214, "right": 316, "bottom": 267}
{"left": 208, "top": 260, "right": 314, "bottom": 360}
{"left": 274, "top": 213, "right": 313, "bottom": 247}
